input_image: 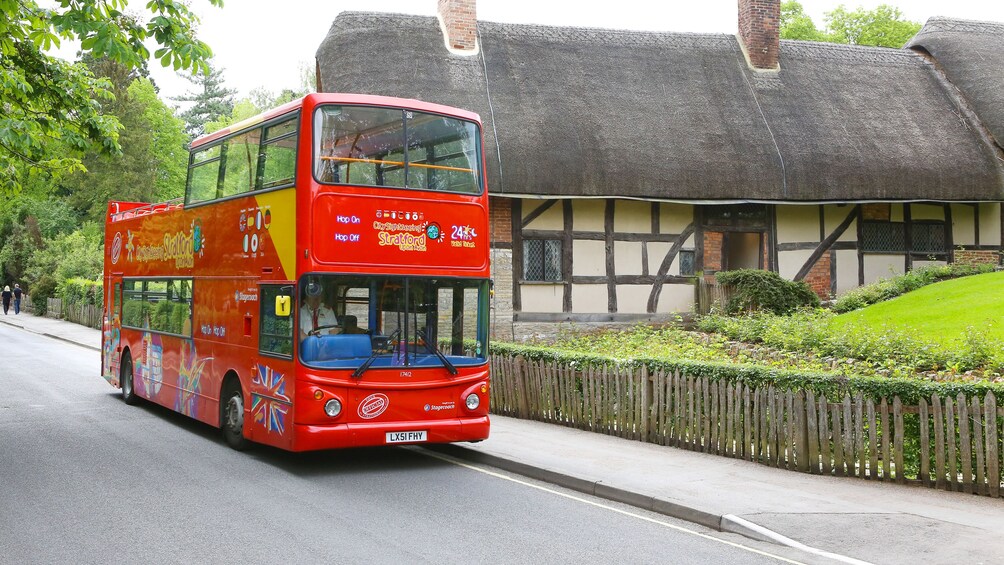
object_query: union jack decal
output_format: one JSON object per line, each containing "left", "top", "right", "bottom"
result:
{"left": 251, "top": 364, "right": 291, "bottom": 435}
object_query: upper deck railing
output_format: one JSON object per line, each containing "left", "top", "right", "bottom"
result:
{"left": 109, "top": 197, "right": 185, "bottom": 223}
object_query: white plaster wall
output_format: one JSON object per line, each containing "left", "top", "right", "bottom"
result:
{"left": 520, "top": 283, "right": 563, "bottom": 312}
{"left": 523, "top": 200, "right": 564, "bottom": 230}
{"left": 571, "top": 284, "right": 608, "bottom": 313}
{"left": 824, "top": 205, "right": 858, "bottom": 242}
{"left": 863, "top": 254, "right": 905, "bottom": 285}
{"left": 656, "top": 283, "right": 696, "bottom": 313}
{"left": 980, "top": 203, "right": 1001, "bottom": 247}
{"left": 616, "top": 285, "right": 652, "bottom": 314}
{"left": 572, "top": 240, "right": 606, "bottom": 276}
{"left": 614, "top": 241, "right": 644, "bottom": 275}
{"left": 911, "top": 203, "right": 944, "bottom": 221}
{"left": 660, "top": 203, "right": 694, "bottom": 234}
{"left": 835, "top": 249, "right": 858, "bottom": 296}
{"left": 913, "top": 260, "right": 947, "bottom": 269}
{"left": 776, "top": 205, "right": 820, "bottom": 244}
{"left": 777, "top": 249, "right": 813, "bottom": 280}
{"left": 890, "top": 204, "right": 904, "bottom": 223}
{"left": 647, "top": 242, "right": 683, "bottom": 276}
{"left": 572, "top": 199, "right": 605, "bottom": 232}
{"left": 614, "top": 200, "right": 651, "bottom": 233}
{"left": 952, "top": 204, "right": 976, "bottom": 247}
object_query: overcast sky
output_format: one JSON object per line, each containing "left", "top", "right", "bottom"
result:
{"left": 141, "top": 0, "right": 1004, "bottom": 103}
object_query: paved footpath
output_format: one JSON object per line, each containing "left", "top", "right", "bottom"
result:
{"left": 5, "top": 311, "right": 1001, "bottom": 564}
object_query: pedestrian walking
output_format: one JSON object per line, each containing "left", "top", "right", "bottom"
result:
{"left": 12, "top": 283, "right": 21, "bottom": 314}
{"left": 1, "top": 285, "right": 11, "bottom": 315}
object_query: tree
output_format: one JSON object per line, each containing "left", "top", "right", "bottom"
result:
{"left": 780, "top": 2, "right": 921, "bottom": 48}
{"left": 825, "top": 4, "right": 922, "bottom": 47}
{"left": 780, "top": 1, "right": 828, "bottom": 42}
{"left": 0, "top": 0, "right": 222, "bottom": 192}
{"left": 174, "top": 63, "right": 236, "bottom": 138}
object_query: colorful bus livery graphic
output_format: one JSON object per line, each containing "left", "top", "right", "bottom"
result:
{"left": 102, "top": 93, "right": 491, "bottom": 452}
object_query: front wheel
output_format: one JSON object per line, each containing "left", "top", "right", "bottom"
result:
{"left": 121, "top": 353, "right": 138, "bottom": 406}
{"left": 221, "top": 380, "right": 249, "bottom": 451}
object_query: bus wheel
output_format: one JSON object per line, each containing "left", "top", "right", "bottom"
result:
{"left": 121, "top": 352, "right": 138, "bottom": 406}
{"left": 221, "top": 379, "right": 249, "bottom": 451}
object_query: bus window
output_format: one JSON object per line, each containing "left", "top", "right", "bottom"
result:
{"left": 313, "top": 105, "right": 482, "bottom": 195}
{"left": 188, "top": 145, "right": 222, "bottom": 204}
{"left": 298, "top": 274, "right": 488, "bottom": 369}
{"left": 259, "top": 117, "right": 298, "bottom": 189}
{"left": 221, "top": 129, "right": 260, "bottom": 198}
{"left": 260, "top": 284, "right": 294, "bottom": 357}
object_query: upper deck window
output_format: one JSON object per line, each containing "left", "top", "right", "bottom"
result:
{"left": 313, "top": 105, "right": 481, "bottom": 195}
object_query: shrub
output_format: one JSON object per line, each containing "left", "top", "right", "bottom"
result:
{"left": 59, "top": 277, "right": 103, "bottom": 308}
{"left": 715, "top": 269, "right": 820, "bottom": 315}
{"left": 30, "top": 275, "right": 57, "bottom": 315}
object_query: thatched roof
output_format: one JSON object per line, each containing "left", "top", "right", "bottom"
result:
{"left": 316, "top": 12, "right": 1004, "bottom": 202}
{"left": 907, "top": 18, "right": 1004, "bottom": 152}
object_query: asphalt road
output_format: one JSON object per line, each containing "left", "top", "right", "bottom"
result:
{"left": 0, "top": 325, "right": 811, "bottom": 564}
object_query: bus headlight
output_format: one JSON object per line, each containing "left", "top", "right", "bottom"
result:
{"left": 324, "top": 398, "right": 342, "bottom": 417}
{"left": 465, "top": 393, "right": 480, "bottom": 410}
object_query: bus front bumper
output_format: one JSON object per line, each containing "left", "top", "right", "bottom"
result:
{"left": 291, "top": 415, "right": 490, "bottom": 452}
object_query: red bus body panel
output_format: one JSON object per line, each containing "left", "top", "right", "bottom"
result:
{"left": 101, "top": 93, "right": 490, "bottom": 451}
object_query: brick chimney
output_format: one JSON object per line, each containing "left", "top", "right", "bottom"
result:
{"left": 738, "top": 0, "right": 780, "bottom": 70}
{"left": 438, "top": 0, "right": 478, "bottom": 53}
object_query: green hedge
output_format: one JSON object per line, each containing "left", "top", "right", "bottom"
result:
{"left": 490, "top": 341, "right": 1004, "bottom": 406}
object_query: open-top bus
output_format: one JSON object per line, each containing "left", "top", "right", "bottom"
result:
{"left": 102, "top": 93, "right": 490, "bottom": 451}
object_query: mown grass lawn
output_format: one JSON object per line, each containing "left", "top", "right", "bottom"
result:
{"left": 831, "top": 270, "right": 1004, "bottom": 344}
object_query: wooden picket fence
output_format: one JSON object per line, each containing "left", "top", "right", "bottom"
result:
{"left": 490, "top": 355, "right": 1003, "bottom": 497}
{"left": 46, "top": 297, "right": 103, "bottom": 329}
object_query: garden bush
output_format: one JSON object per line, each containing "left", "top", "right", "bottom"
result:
{"left": 715, "top": 269, "right": 820, "bottom": 315}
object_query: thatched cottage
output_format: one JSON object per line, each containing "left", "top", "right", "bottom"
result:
{"left": 315, "top": 0, "right": 1004, "bottom": 340}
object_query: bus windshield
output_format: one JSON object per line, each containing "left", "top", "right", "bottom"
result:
{"left": 313, "top": 105, "right": 482, "bottom": 194}
{"left": 298, "top": 275, "right": 488, "bottom": 371}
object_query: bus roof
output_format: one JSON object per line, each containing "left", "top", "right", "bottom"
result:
{"left": 190, "top": 93, "right": 483, "bottom": 149}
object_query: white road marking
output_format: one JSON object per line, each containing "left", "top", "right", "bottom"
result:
{"left": 416, "top": 448, "right": 807, "bottom": 564}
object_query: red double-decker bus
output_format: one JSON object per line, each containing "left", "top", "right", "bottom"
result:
{"left": 101, "top": 93, "right": 491, "bottom": 451}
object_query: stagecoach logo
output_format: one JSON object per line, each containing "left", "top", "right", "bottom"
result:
{"left": 110, "top": 232, "right": 123, "bottom": 264}
{"left": 358, "top": 393, "right": 390, "bottom": 419}
{"left": 234, "top": 289, "right": 258, "bottom": 303}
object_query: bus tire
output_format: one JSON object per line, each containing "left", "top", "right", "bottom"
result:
{"left": 121, "top": 352, "right": 138, "bottom": 406}
{"left": 221, "top": 377, "right": 250, "bottom": 451}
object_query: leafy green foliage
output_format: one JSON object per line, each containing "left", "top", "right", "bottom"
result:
{"left": 832, "top": 262, "right": 996, "bottom": 313}
{"left": 715, "top": 269, "right": 820, "bottom": 315}
{"left": 0, "top": 0, "right": 222, "bottom": 190}
{"left": 780, "top": 1, "right": 922, "bottom": 48}
{"left": 699, "top": 309, "right": 1004, "bottom": 377}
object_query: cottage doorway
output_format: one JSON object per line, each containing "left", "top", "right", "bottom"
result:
{"left": 724, "top": 231, "right": 763, "bottom": 270}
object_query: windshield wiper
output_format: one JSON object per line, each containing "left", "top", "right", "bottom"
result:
{"left": 352, "top": 329, "right": 399, "bottom": 379}
{"left": 421, "top": 327, "right": 458, "bottom": 375}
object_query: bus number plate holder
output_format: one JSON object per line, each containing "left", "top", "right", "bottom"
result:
{"left": 386, "top": 431, "right": 427, "bottom": 444}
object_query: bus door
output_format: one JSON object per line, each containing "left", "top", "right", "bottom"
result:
{"left": 249, "top": 282, "right": 296, "bottom": 449}
{"left": 102, "top": 276, "right": 123, "bottom": 385}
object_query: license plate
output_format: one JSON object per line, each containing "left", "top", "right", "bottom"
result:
{"left": 386, "top": 430, "right": 427, "bottom": 444}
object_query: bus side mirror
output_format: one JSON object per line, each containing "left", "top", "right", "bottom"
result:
{"left": 275, "top": 295, "right": 291, "bottom": 317}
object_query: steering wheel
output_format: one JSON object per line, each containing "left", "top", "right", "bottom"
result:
{"left": 307, "top": 324, "right": 340, "bottom": 337}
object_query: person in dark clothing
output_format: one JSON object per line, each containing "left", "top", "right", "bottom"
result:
{"left": 1, "top": 286, "right": 10, "bottom": 315}
{"left": 13, "top": 283, "right": 21, "bottom": 314}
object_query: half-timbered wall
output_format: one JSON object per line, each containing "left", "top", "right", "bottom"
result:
{"left": 512, "top": 198, "right": 696, "bottom": 330}
{"left": 494, "top": 198, "right": 1002, "bottom": 340}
